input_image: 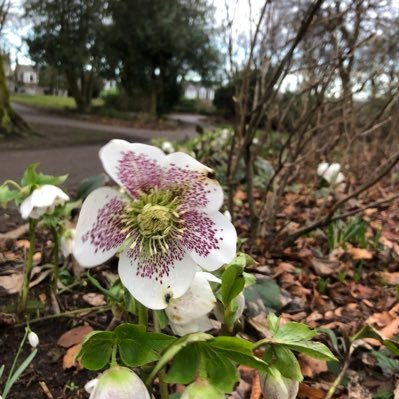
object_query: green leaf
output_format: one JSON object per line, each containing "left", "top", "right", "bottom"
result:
{"left": 2, "top": 349, "right": 37, "bottom": 398}
{"left": 274, "top": 322, "right": 316, "bottom": 342}
{"left": 208, "top": 337, "right": 269, "bottom": 372}
{"left": 20, "top": 163, "right": 39, "bottom": 186}
{"left": 279, "top": 340, "right": 337, "bottom": 361}
{"left": 243, "top": 272, "right": 256, "bottom": 287}
{"left": 263, "top": 346, "right": 303, "bottom": 381}
{"left": 221, "top": 264, "right": 245, "bottom": 306}
{"left": 0, "top": 185, "right": 20, "bottom": 206}
{"left": 20, "top": 163, "right": 68, "bottom": 187}
{"left": 77, "top": 331, "right": 115, "bottom": 370}
{"left": 384, "top": 339, "right": 399, "bottom": 356}
{"left": 351, "top": 325, "right": 382, "bottom": 343}
{"left": 114, "top": 324, "right": 175, "bottom": 367}
{"left": 201, "top": 344, "right": 239, "bottom": 392}
{"left": 164, "top": 345, "right": 201, "bottom": 384}
{"left": 76, "top": 173, "right": 109, "bottom": 199}
{"left": 267, "top": 313, "right": 280, "bottom": 334}
{"left": 245, "top": 280, "right": 282, "bottom": 314}
{"left": 147, "top": 333, "right": 213, "bottom": 384}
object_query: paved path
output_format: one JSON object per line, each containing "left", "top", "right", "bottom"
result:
{"left": 0, "top": 104, "right": 202, "bottom": 188}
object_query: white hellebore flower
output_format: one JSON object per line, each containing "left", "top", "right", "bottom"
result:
{"left": 86, "top": 366, "right": 151, "bottom": 399}
{"left": 317, "top": 162, "right": 345, "bottom": 186}
{"left": 60, "top": 228, "right": 76, "bottom": 257}
{"left": 165, "top": 272, "right": 220, "bottom": 336}
{"left": 20, "top": 184, "right": 69, "bottom": 220}
{"left": 73, "top": 140, "right": 237, "bottom": 310}
{"left": 27, "top": 331, "right": 39, "bottom": 348}
{"left": 161, "top": 141, "right": 175, "bottom": 154}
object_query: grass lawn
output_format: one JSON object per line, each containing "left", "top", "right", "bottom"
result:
{"left": 11, "top": 93, "right": 103, "bottom": 111}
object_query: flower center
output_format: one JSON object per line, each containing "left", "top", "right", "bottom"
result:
{"left": 121, "top": 189, "right": 185, "bottom": 258}
{"left": 137, "top": 205, "right": 172, "bottom": 237}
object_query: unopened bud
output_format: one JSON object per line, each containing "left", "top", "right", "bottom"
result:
{"left": 28, "top": 331, "right": 39, "bottom": 348}
{"left": 260, "top": 373, "right": 299, "bottom": 399}
{"left": 87, "top": 366, "right": 151, "bottom": 399}
{"left": 181, "top": 379, "right": 224, "bottom": 399}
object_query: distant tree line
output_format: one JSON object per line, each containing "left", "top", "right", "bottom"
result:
{"left": 24, "top": 0, "right": 220, "bottom": 115}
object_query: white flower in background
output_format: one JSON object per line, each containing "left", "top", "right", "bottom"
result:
{"left": 165, "top": 272, "right": 220, "bottom": 336}
{"left": 20, "top": 184, "right": 69, "bottom": 219}
{"left": 260, "top": 372, "right": 299, "bottom": 399}
{"left": 86, "top": 366, "right": 150, "bottom": 399}
{"left": 317, "top": 162, "right": 345, "bottom": 186}
{"left": 73, "top": 140, "right": 237, "bottom": 310}
{"left": 60, "top": 228, "right": 76, "bottom": 257}
{"left": 27, "top": 331, "right": 39, "bottom": 348}
{"left": 161, "top": 141, "right": 175, "bottom": 154}
{"left": 220, "top": 128, "right": 230, "bottom": 141}
{"left": 182, "top": 379, "right": 224, "bottom": 399}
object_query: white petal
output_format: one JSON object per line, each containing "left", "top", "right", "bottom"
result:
{"left": 99, "top": 140, "right": 166, "bottom": 197}
{"left": 20, "top": 196, "right": 34, "bottom": 219}
{"left": 85, "top": 379, "right": 99, "bottom": 394}
{"left": 118, "top": 246, "right": 197, "bottom": 310}
{"left": 163, "top": 152, "right": 224, "bottom": 212}
{"left": 197, "top": 271, "right": 221, "bottom": 284}
{"left": 166, "top": 272, "right": 216, "bottom": 324}
{"left": 183, "top": 211, "right": 237, "bottom": 271}
{"left": 317, "top": 162, "right": 329, "bottom": 177}
{"left": 31, "top": 185, "right": 69, "bottom": 208}
{"left": 170, "top": 315, "right": 213, "bottom": 336}
{"left": 73, "top": 187, "right": 126, "bottom": 267}
{"left": 334, "top": 172, "right": 345, "bottom": 185}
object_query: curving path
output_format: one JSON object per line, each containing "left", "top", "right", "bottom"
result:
{"left": 0, "top": 104, "right": 202, "bottom": 188}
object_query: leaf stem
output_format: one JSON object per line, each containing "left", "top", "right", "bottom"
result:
{"left": 137, "top": 302, "right": 148, "bottom": 328}
{"left": 252, "top": 338, "right": 272, "bottom": 350}
{"left": 153, "top": 311, "right": 169, "bottom": 399}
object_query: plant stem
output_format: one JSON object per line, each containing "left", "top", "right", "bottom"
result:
{"left": 137, "top": 302, "right": 148, "bottom": 327}
{"left": 17, "top": 219, "right": 37, "bottom": 317}
{"left": 13, "top": 305, "right": 111, "bottom": 327}
{"left": 325, "top": 357, "right": 350, "bottom": 399}
{"left": 153, "top": 311, "right": 169, "bottom": 399}
{"left": 51, "top": 227, "right": 59, "bottom": 295}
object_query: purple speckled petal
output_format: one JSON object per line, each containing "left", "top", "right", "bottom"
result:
{"left": 99, "top": 140, "right": 166, "bottom": 198}
{"left": 162, "top": 152, "right": 223, "bottom": 212}
{"left": 118, "top": 243, "right": 197, "bottom": 310}
{"left": 182, "top": 210, "right": 237, "bottom": 271}
{"left": 74, "top": 187, "right": 127, "bottom": 267}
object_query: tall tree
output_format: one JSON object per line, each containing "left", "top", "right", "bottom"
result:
{"left": 107, "top": 0, "right": 220, "bottom": 115}
{"left": 25, "top": 0, "right": 108, "bottom": 113}
{"left": 0, "top": 0, "right": 30, "bottom": 136}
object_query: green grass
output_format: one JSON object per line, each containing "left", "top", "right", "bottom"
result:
{"left": 11, "top": 93, "right": 103, "bottom": 111}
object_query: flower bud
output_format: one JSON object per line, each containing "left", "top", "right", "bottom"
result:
{"left": 181, "top": 379, "right": 224, "bottom": 399}
{"left": 28, "top": 331, "right": 39, "bottom": 348}
{"left": 260, "top": 373, "right": 299, "bottom": 399}
{"left": 88, "top": 366, "right": 151, "bottom": 399}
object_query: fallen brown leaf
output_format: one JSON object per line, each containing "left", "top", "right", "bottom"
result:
{"left": 62, "top": 344, "right": 82, "bottom": 370}
{"left": 298, "top": 383, "right": 325, "bottom": 399}
{"left": 299, "top": 354, "right": 328, "bottom": 378}
{"left": 311, "top": 258, "right": 340, "bottom": 276}
{"left": 83, "top": 293, "right": 106, "bottom": 306}
{"left": 378, "top": 271, "right": 399, "bottom": 285}
{"left": 57, "top": 325, "right": 93, "bottom": 348}
{"left": 347, "top": 246, "right": 373, "bottom": 260}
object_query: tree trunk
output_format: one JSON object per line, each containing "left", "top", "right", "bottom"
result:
{"left": 0, "top": 55, "right": 31, "bottom": 137}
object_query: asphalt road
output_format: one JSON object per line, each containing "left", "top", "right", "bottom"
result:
{"left": 0, "top": 104, "right": 201, "bottom": 188}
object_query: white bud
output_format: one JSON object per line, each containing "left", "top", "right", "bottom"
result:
{"left": 28, "top": 331, "right": 39, "bottom": 348}
{"left": 161, "top": 141, "right": 175, "bottom": 154}
{"left": 60, "top": 228, "right": 76, "bottom": 257}
{"left": 85, "top": 378, "right": 99, "bottom": 394}
{"left": 182, "top": 379, "right": 224, "bottom": 399}
{"left": 317, "top": 162, "right": 345, "bottom": 187}
{"left": 260, "top": 372, "right": 299, "bottom": 399}
{"left": 88, "top": 366, "right": 151, "bottom": 399}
